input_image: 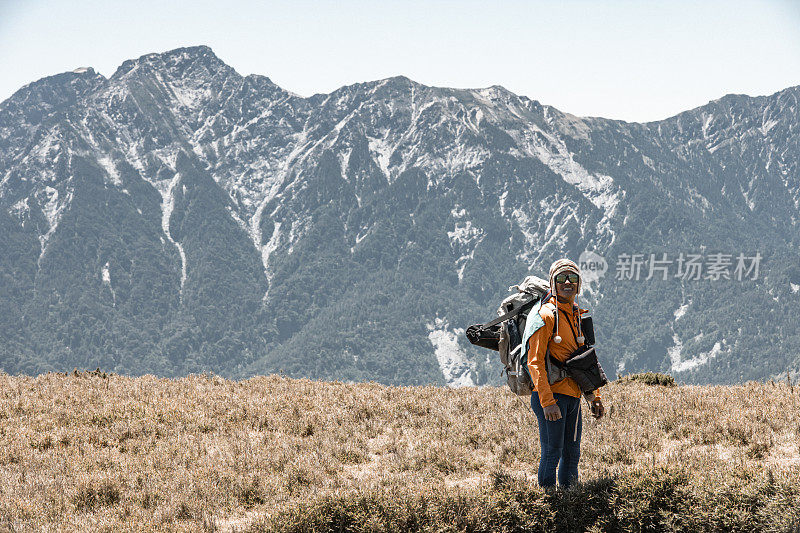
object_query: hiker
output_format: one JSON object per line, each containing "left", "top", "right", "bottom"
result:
{"left": 526, "top": 258, "right": 604, "bottom": 490}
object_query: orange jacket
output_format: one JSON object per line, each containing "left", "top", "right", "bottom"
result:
{"left": 526, "top": 298, "right": 601, "bottom": 408}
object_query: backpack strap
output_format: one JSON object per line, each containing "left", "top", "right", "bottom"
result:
{"left": 541, "top": 291, "right": 559, "bottom": 339}
{"left": 482, "top": 294, "right": 541, "bottom": 328}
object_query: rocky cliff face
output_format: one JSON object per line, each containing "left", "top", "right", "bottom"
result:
{"left": 2, "top": 45, "right": 798, "bottom": 384}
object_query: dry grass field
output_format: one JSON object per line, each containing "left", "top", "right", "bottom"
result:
{"left": 0, "top": 370, "right": 799, "bottom": 532}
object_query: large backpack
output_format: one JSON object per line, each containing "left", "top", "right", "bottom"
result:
{"left": 467, "top": 276, "right": 607, "bottom": 396}
{"left": 465, "top": 275, "right": 549, "bottom": 396}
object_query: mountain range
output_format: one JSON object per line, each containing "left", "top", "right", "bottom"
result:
{"left": 1, "top": 45, "right": 798, "bottom": 385}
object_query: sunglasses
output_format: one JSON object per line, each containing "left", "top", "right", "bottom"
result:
{"left": 555, "top": 273, "right": 579, "bottom": 284}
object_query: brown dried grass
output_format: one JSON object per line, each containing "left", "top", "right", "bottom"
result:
{"left": 0, "top": 371, "right": 798, "bottom": 531}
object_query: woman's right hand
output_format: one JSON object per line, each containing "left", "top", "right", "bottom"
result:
{"left": 591, "top": 399, "right": 604, "bottom": 419}
{"left": 543, "top": 404, "right": 562, "bottom": 421}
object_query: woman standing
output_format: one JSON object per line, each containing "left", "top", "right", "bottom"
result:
{"left": 524, "top": 258, "right": 604, "bottom": 490}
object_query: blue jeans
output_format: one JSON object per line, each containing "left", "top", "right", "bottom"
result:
{"left": 530, "top": 391, "right": 582, "bottom": 489}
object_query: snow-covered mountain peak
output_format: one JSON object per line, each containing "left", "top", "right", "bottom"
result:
{"left": 111, "top": 45, "right": 231, "bottom": 79}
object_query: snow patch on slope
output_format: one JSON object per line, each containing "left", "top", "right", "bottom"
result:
{"left": 30, "top": 129, "right": 60, "bottom": 164}
{"left": 37, "top": 185, "right": 73, "bottom": 265}
{"left": 226, "top": 204, "right": 249, "bottom": 232}
{"left": 40, "top": 187, "right": 62, "bottom": 229}
{"left": 511, "top": 120, "right": 620, "bottom": 242}
{"left": 367, "top": 131, "right": 394, "bottom": 180}
{"left": 667, "top": 300, "right": 694, "bottom": 372}
{"left": 261, "top": 221, "right": 282, "bottom": 299}
{"left": 427, "top": 318, "right": 474, "bottom": 388}
{"left": 96, "top": 155, "right": 122, "bottom": 186}
{"left": 156, "top": 172, "right": 187, "bottom": 295}
{"left": 171, "top": 84, "right": 212, "bottom": 111}
{"left": 367, "top": 98, "right": 492, "bottom": 184}
{"left": 669, "top": 297, "right": 721, "bottom": 374}
{"left": 247, "top": 131, "right": 314, "bottom": 280}
{"left": 154, "top": 146, "right": 180, "bottom": 172}
{"left": 759, "top": 119, "right": 778, "bottom": 136}
{"left": 498, "top": 190, "right": 509, "bottom": 216}
{"left": 448, "top": 207, "right": 484, "bottom": 281}
{"left": 673, "top": 341, "right": 723, "bottom": 373}
{"left": 537, "top": 140, "right": 617, "bottom": 214}
{"left": 102, "top": 261, "right": 116, "bottom": 305}
{"left": 268, "top": 213, "right": 311, "bottom": 258}
{"left": 674, "top": 301, "right": 690, "bottom": 320}
{"left": 448, "top": 220, "right": 481, "bottom": 246}
{"left": 667, "top": 334, "right": 684, "bottom": 372}
{"left": 701, "top": 113, "right": 714, "bottom": 139}
{"left": 101, "top": 262, "right": 111, "bottom": 284}
{"left": 10, "top": 197, "right": 30, "bottom": 219}
{"left": 513, "top": 198, "right": 576, "bottom": 267}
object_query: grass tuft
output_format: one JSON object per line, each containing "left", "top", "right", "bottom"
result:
{"left": 73, "top": 480, "right": 121, "bottom": 510}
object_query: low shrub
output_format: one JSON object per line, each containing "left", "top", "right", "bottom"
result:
{"left": 257, "top": 467, "right": 800, "bottom": 533}
{"left": 618, "top": 372, "right": 677, "bottom": 387}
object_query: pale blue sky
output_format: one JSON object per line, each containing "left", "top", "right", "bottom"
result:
{"left": 1, "top": 0, "right": 799, "bottom": 122}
